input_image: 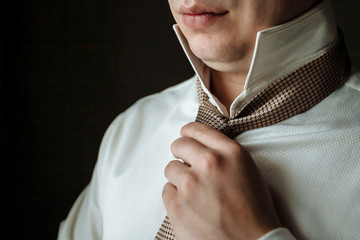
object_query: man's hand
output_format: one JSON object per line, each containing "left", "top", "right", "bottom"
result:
{"left": 162, "top": 122, "right": 282, "bottom": 240}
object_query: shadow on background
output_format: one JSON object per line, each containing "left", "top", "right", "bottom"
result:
{"left": 1, "top": 0, "right": 359, "bottom": 239}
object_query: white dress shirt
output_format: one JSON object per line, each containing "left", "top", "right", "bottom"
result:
{"left": 58, "top": 0, "right": 360, "bottom": 239}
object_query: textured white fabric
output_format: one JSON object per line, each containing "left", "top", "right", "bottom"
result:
{"left": 58, "top": 1, "right": 360, "bottom": 239}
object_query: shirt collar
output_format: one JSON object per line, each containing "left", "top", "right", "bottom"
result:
{"left": 173, "top": 0, "right": 338, "bottom": 117}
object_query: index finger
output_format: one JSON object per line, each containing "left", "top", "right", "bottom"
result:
{"left": 180, "top": 122, "right": 237, "bottom": 152}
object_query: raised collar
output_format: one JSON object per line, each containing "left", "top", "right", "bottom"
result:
{"left": 173, "top": 0, "right": 338, "bottom": 118}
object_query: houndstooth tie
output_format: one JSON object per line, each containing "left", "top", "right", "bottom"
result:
{"left": 155, "top": 32, "right": 351, "bottom": 240}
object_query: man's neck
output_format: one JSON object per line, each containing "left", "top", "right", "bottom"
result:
{"left": 210, "top": 69, "right": 248, "bottom": 112}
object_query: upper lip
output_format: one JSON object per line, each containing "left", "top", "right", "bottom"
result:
{"left": 179, "top": 5, "right": 229, "bottom": 15}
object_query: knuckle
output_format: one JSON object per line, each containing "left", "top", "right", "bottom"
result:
{"left": 164, "top": 160, "right": 178, "bottom": 179}
{"left": 167, "top": 198, "right": 181, "bottom": 214}
{"left": 170, "top": 137, "right": 181, "bottom": 151}
{"left": 164, "top": 162, "right": 172, "bottom": 178}
{"left": 162, "top": 182, "right": 171, "bottom": 201}
{"left": 200, "top": 151, "right": 221, "bottom": 172}
{"left": 170, "top": 138, "right": 181, "bottom": 156}
{"left": 163, "top": 196, "right": 179, "bottom": 213}
{"left": 180, "top": 173, "right": 197, "bottom": 195}
{"left": 193, "top": 124, "right": 212, "bottom": 137}
{"left": 171, "top": 137, "right": 190, "bottom": 156}
{"left": 181, "top": 122, "right": 211, "bottom": 137}
{"left": 180, "top": 123, "right": 194, "bottom": 136}
{"left": 228, "top": 142, "right": 244, "bottom": 157}
{"left": 162, "top": 183, "right": 180, "bottom": 214}
{"left": 227, "top": 142, "right": 253, "bottom": 166}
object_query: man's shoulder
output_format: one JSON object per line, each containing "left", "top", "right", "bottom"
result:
{"left": 119, "top": 76, "right": 197, "bottom": 122}
{"left": 96, "top": 76, "right": 198, "bottom": 166}
{"left": 131, "top": 76, "right": 196, "bottom": 111}
{"left": 103, "top": 76, "right": 198, "bottom": 140}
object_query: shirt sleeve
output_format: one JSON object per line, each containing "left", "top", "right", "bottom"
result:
{"left": 57, "top": 155, "right": 106, "bottom": 240}
{"left": 57, "top": 117, "right": 120, "bottom": 240}
{"left": 258, "top": 228, "right": 297, "bottom": 240}
{"left": 57, "top": 183, "right": 102, "bottom": 240}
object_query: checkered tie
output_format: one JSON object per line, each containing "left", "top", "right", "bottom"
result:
{"left": 155, "top": 32, "right": 351, "bottom": 240}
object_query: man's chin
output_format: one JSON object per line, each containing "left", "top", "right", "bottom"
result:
{"left": 191, "top": 49, "right": 240, "bottom": 72}
{"left": 191, "top": 45, "right": 226, "bottom": 64}
{"left": 190, "top": 42, "right": 251, "bottom": 73}
{"left": 204, "top": 60, "right": 243, "bottom": 73}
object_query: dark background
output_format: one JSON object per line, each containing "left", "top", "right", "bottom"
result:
{"left": 1, "top": 1, "right": 359, "bottom": 239}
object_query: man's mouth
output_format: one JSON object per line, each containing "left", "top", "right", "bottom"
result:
{"left": 180, "top": 6, "right": 229, "bottom": 29}
{"left": 180, "top": 5, "right": 229, "bottom": 15}
{"left": 183, "top": 11, "right": 229, "bottom": 17}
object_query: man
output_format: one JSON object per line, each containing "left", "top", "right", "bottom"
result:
{"left": 58, "top": 0, "right": 360, "bottom": 239}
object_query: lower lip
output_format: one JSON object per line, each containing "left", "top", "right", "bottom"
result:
{"left": 181, "top": 12, "right": 228, "bottom": 29}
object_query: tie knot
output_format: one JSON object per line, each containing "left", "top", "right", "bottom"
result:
{"left": 196, "top": 105, "right": 244, "bottom": 138}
